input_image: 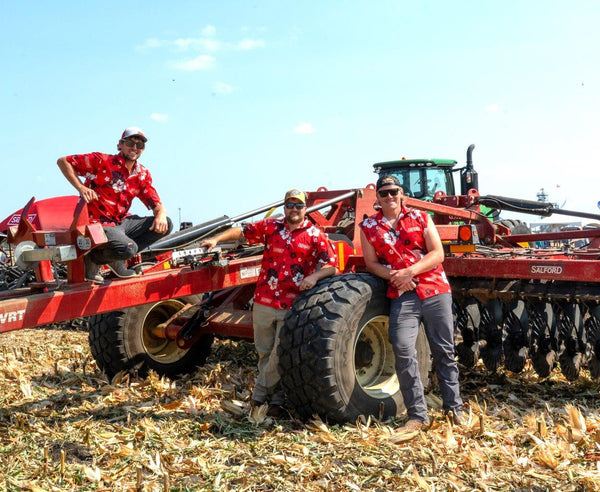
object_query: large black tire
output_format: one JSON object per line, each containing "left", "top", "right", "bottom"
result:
{"left": 495, "top": 219, "right": 531, "bottom": 235}
{"left": 88, "top": 296, "right": 213, "bottom": 380}
{"left": 278, "top": 273, "right": 431, "bottom": 423}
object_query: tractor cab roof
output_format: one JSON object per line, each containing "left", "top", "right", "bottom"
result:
{"left": 373, "top": 159, "right": 457, "bottom": 173}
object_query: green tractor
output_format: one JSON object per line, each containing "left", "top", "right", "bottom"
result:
{"left": 371, "top": 144, "right": 534, "bottom": 233}
{"left": 372, "top": 144, "right": 479, "bottom": 201}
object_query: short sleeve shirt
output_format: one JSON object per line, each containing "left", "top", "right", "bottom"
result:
{"left": 66, "top": 152, "right": 162, "bottom": 224}
{"left": 242, "top": 217, "right": 337, "bottom": 310}
{"left": 360, "top": 207, "right": 451, "bottom": 299}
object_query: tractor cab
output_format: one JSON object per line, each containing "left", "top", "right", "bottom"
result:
{"left": 373, "top": 145, "right": 479, "bottom": 201}
{"left": 372, "top": 159, "right": 457, "bottom": 200}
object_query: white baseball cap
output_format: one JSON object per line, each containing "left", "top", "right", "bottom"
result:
{"left": 121, "top": 126, "right": 147, "bottom": 142}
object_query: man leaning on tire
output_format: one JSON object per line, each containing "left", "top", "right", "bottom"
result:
{"left": 360, "top": 175, "right": 464, "bottom": 434}
{"left": 201, "top": 188, "right": 337, "bottom": 417}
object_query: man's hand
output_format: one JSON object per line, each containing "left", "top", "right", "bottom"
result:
{"left": 200, "top": 238, "right": 218, "bottom": 252}
{"left": 389, "top": 268, "right": 416, "bottom": 292}
{"left": 199, "top": 227, "right": 244, "bottom": 253}
{"left": 150, "top": 206, "right": 169, "bottom": 234}
{"left": 300, "top": 272, "right": 323, "bottom": 291}
{"left": 150, "top": 215, "right": 169, "bottom": 234}
{"left": 79, "top": 186, "right": 98, "bottom": 204}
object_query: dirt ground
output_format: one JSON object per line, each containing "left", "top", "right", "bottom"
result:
{"left": 1, "top": 326, "right": 599, "bottom": 491}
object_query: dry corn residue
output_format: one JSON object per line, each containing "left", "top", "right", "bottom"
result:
{"left": 1, "top": 324, "right": 600, "bottom": 491}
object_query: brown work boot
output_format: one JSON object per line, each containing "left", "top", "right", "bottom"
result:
{"left": 84, "top": 255, "right": 104, "bottom": 284}
{"left": 388, "top": 419, "right": 426, "bottom": 443}
{"left": 107, "top": 260, "right": 137, "bottom": 278}
{"left": 397, "top": 419, "right": 425, "bottom": 433}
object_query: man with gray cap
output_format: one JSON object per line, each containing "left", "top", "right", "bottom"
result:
{"left": 201, "top": 188, "right": 337, "bottom": 417}
{"left": 57, "top": 127, "right": 172, "bottom": 283}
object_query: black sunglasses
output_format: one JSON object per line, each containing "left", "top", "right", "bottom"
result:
{"left": 122, "top": 139, "right": 145, "bottom": 150}
{"left": 378, "top": 188, "right": 400, "bottom": 198}
{"left": 284, "top": 202, "right": 305, "bottom": 210}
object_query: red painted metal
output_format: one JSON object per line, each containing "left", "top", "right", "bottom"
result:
{"left": 4, "top": 187, "right": 600, "bottom": 345}
{"left": 444, "top": 255, "right": 600, "bottom": 281}
{"left": 0, "top": 256, "right": 262, "bottom": 334}
{"left": 0, "top": 195, "right": 81, "bottom": 232}
{"left": 6, "top": 196, "right": 107, "bottom": 285}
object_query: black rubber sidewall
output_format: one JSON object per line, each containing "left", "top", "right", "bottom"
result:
{"left": 88, "top": 296, "right": 213, "bottom": 380}
{"left": 279, "top": 273, "right": 431, "bottom": 423}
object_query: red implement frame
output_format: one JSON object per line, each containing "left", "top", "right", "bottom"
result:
{"left": 3, "top": 188, "right": 600, "bottom": 338}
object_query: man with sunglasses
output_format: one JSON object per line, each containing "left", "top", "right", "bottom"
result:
{"left": 201, "top": 188, "right": 337, "bottom": 417}
{"left": 360, "top": 175, "right": 463, "bottom": 434}
{"left": 57, "top": 127, "right": 171, "bottom": 283}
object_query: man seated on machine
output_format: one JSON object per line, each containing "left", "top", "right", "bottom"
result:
{"left": 57, "top": 127, "right": 171, "bottom": 283}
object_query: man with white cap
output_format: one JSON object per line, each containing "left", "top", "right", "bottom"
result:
{"left": 201, "top": 188, "right": 337, "bottom": 417}
{"left": 57, "top": 127, "right": 171, "bottom": 283}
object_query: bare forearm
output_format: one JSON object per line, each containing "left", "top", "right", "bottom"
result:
{"left": 213, "top": 227, "right": 244, "bottom": 244}
{"left": 405, "top": 249, "right": 445, "bottom": 277}
{"left": 200, "top": 227, "right": 245, "bottom": 251}
{"left": 365, "top": 261, "right": 393, "bottom": 280}
{"left": 313, "top": 265, "right": 336, "bottom": 280}
{"left": 300, "top": 266, "right": 336, "bottom": 291}
{"left": 153, "top": 204, "right": 167, "bottom": 219}
{"left": 57, "top": 157, "right": 99, "bottom": 203}
{"left": 57, "top": 157, "right": 84, "bottom": 193}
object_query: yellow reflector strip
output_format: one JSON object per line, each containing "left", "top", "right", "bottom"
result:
{"left": 337, "top": 242, "right": 345, "bottom": 272}
{"left": 449, "top": 244, "right": 475, "bottom": 253}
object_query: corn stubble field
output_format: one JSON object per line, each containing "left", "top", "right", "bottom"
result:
{"left": 1, "top": 324, "right": 599, "bottom": 492}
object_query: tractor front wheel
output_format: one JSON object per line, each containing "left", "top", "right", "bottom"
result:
{"left": 88, "top": 296, "right": 213, "bottom": 380}
{"left": 278, "top": 273, "right": 431, "bottom": 423}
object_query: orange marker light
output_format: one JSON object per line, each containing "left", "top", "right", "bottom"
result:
{"left": 458, "top": 225, "right": 473, "bottom": 243}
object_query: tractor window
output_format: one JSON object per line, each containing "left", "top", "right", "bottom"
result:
{"left": 392, "top": 168, "right": 451, "bottom": 199}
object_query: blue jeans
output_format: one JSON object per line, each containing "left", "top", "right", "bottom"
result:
{"left": 90, "top": 215, "right": 173, "bottom": 264}
{"left": 389, "top": 292, "right": 462, "bottom": 422}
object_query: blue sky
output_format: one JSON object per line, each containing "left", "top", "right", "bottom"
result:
{"left": 2, "top": 1, "right": 599, "bottom": 227}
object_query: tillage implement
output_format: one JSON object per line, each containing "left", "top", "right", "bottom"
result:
{"left": 2, "top": 145, "right": 600, "bottom": 422}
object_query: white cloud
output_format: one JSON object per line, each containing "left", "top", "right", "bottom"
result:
{"left": 150, "top": 113, "right": 169, "bottom": 122}
{"left": 140, "top": 26, "right": 264, "bottom": 70}
{"left": 214, "top": 82, "right": 234, "bottom": 95}
{"left": 173, "top": 37, "right": 220, "bottom": 52}
{"left": 136, "top": 38, "right": 164, "bottom": 50}
{"left": 172, "top": 55, "right": 215, "bottom": 71}
{"left": 235, "top": 39, "right": 265, "bottom": 50}
{"left": 485, "top": 103, "right": 500, "bottom": 112}
{"left": 293, "top": 123, "right": 315, "bottom": 134}
{"left": 202, "top": 25, "right": 216, "bottom": 37}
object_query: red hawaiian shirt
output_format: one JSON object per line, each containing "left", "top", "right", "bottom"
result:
{"left": 360, "top": 206, "right": 451, "bottom": 300}
{"left": 242, "top": 217, "right": 337, "bottom": 310}
{"left": 66, "top": 153, "right": 161, "bottom": 225}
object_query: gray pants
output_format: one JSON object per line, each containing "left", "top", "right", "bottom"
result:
{"left": 90, "top": 215, "right": 172, "bottom": 264}
{"left": 251, "top": 302, "right": 287, "bottom": 406}
{"left": 389, "top": 292, "right": 462, "bottom": 423}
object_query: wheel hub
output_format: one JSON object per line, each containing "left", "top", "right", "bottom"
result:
{"left": 354, "top": 315, "right": 398, "bottom": 399}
